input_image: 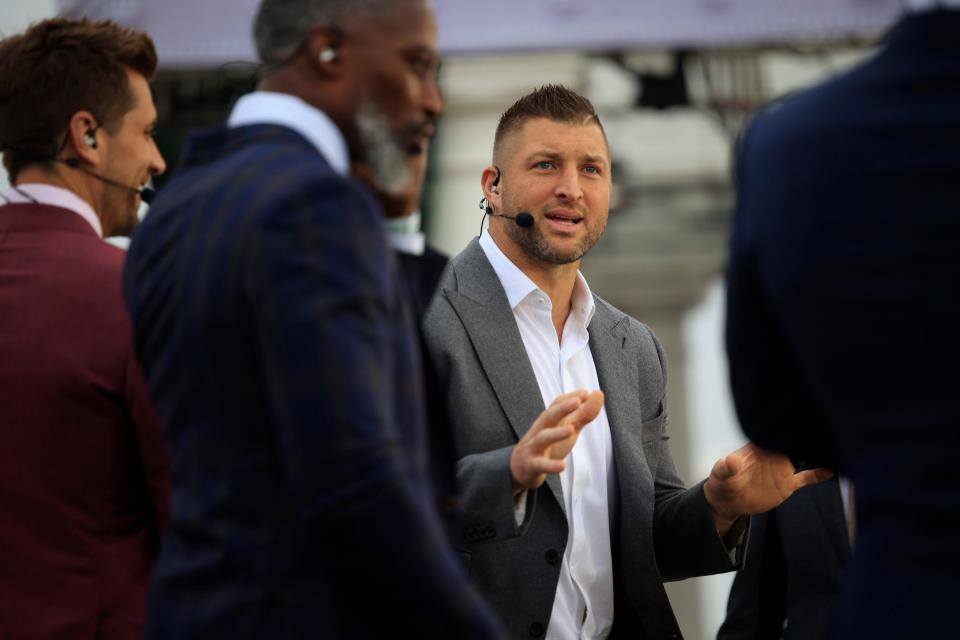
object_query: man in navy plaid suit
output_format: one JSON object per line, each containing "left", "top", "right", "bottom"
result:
{"left": 123, "top": 0, "right": 524, "bottom": 636}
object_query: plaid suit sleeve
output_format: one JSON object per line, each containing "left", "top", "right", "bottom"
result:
{"left": 246, "top": 174, "right": 503, "bottom": 638}
{"left": 124, "top": 334, "right": 170, "bottom": 538}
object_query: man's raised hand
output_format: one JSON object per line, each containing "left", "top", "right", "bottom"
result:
{"left": 509, "top": 390, "right": 604, "bottom": 496}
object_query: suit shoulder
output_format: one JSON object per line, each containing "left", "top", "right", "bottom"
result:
{"left": 743, "top": 48, "right": 881, "bottom": 152}
{"left": 161, "top": 132, "right": 381, "bottom": 237}
{"left": 435, "top": 246, "right": 469, "bottom": 292}
{"left": 235, "top": 142, "right": 363, "bottom": 211}
{"left": 423, "top": 267, "right": 459, "bottom": 330}
{"left": 60, "top": 233, "right": 126, "bottom": 278}
{"left": 39, "top": 236, "right": 132, "bottom": 334}
{"left": 174, "top": 124, "right": 365, "bottom": 201}
{"left": 423, "top": 249, "right": 482, "bottom": 356}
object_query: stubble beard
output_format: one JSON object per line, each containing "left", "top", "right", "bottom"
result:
{"left": 502, "top": 201, "right": 606, "bottom": 266}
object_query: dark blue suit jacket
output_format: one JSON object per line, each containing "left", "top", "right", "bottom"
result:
{"left": 395, "top": 245, "right": 449, "bottom": 322}
{"left": 124, "top": 123, "right": 501, "bottom": 638}
{"left": 393, "top": 246, "right": 462, "bottom": 536}
{"left": 726, "top": 10, "right": 960, "bottom": 638}
{"left": 718, "top": 479, "right": 849, "bottom": 640}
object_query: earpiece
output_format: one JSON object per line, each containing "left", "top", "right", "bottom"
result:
{"left": 319, "top": 47, "right": 337, "bottom": 63}
{"left": 478, "top": 167, "right": 503, "bottom": 216}
{"left": 84, "top": 129, "right": 97, "bottom": 149}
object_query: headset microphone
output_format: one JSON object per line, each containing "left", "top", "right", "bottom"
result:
{"left": 493, "top": 211, "right": 534, "bottom": 228}
{"left": 478, "top": 196, "right": 534, "bottom": 233}
{"left": 61, "top": 157, "right": 155, "bottom": 204}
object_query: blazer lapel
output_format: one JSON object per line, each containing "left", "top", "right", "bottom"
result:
{"left": 589, "top": 302, "right": 640, "bottom": 433}
{"left": 443, "top": 240, "right": 566, "bottom": 512}
{"left": 588, "top": 300, "right": 654, "bottom": 521}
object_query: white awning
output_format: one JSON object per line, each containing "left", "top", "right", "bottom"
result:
{"left": 56, "top": 0, "right": 906, "bottom": 69}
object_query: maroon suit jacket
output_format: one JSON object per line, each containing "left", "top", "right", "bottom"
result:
{"left": 0, "top": 202, "right": 169, "bottom": 639}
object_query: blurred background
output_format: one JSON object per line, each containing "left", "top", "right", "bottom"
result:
{"left": 0, "top": 1, "right": 905, "bottom": 636}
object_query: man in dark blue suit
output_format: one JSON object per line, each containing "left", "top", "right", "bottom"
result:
{"left": 726, "top": 2, "right": 960, "bottom": 637}
{"left": 358, "top": 143, "right": 462, "bottom": 537}
{"left": 123, "top": 0, "right": 509, "bottom": 637}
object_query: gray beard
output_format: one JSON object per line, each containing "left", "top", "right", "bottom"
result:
{"left": 354, "top": 100, "right": 411, "bottom": 196}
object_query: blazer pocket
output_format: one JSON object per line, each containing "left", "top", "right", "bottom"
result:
{"left": 640, "top": 412, "right": 668, "bottom": 443}
{"left": 640, "top": 413, "right": 668, "bottom": 473}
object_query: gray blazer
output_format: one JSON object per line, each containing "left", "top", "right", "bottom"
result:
{"left": 423, "top": 239, "right": 737, "bottom": 640}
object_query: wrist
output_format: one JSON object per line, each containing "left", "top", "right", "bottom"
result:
{"left": 509, "top": 449, "right": 525, "bottom": 497}
{"left": 703, "top": 478, "right": 739, "bottom": 535}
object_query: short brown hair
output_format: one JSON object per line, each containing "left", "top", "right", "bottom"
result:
{"left": 493, "top": 84, "right": 607, "bottom": 162}
{"left": 0, "top": 18, "right": 157, "bottom": 181}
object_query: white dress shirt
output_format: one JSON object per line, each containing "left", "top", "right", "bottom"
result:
{"left": 384, "top": 211, "right": 426, "bottom": 256}
{"left": 0, "top": 183, "right": 102, "bottom": 237}
{"left": 480, "top": 230, "right": 615, "bottom": 640}
{"left": 227, "top": 91, "right": 350, "bottom": 177}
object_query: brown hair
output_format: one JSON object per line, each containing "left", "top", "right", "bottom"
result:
{"left": 493, "top": 84, "right": 607, "bottom": 162}
{"left": 0, "top": 18, "right": 157, "bottom": 181}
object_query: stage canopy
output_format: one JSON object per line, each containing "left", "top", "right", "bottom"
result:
{"left": 58, "top": 0, "right": 905, "bottom": 69}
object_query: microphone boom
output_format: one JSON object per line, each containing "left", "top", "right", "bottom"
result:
{"left": 491, "top": 211, "right": 534, "bottom": 228}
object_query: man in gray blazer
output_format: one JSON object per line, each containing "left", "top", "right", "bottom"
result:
{"left": 423, "top": 85, "right": 829, "bottom": 640}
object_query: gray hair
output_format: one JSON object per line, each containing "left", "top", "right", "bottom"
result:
{"left": 254, "top": 0, "right": 425, "bottom": 65}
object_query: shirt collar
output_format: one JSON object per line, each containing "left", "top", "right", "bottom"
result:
{"left": 2, "top": 183, "right": 103, "bottom": 237}
{"left": 227, "top": 91, "right": 350, "bottom": 177}
{"left": 384, "top": 211, "right": 426, "bottom": 255}
{"left": 479, "top": 229, "right": 596, "bottom": 326}
{"left": 571, "top": 270, "right": 597, "bottom": 328}
{"left": 383, "top": 211, "right": 422, "bottom": 236}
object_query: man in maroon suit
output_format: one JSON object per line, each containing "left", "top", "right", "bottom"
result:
{"left": 0, "top": 18, "right": 169, "bottom": 639}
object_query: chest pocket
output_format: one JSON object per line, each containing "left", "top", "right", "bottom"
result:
{"left": 640, "top": 412, "right": 668, "bottom": 474}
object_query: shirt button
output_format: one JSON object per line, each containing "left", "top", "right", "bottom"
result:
{"left": 544, "top": 548, "right": 561, "bottom": 565}
{"left": 529, "top": 622, "right": 546, "bottom": 637}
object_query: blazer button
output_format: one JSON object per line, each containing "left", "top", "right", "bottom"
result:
{"left": 544, "top": 548, "right": 560, "bottom": 565}
{"left": 528, "top": 622, "right": 545, "bottom": 637}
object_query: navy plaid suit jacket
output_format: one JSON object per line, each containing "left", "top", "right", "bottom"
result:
{"left": 124, "top": 123, "right": 502, "bottom": 638}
